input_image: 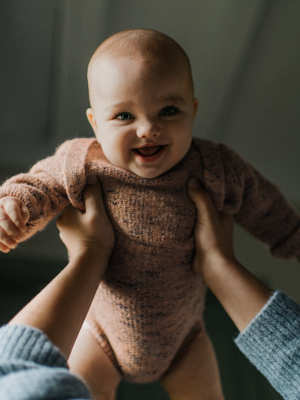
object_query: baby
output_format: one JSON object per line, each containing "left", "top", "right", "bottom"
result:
{"left": 1, "top": 29, "right": 300, "bottom": 400}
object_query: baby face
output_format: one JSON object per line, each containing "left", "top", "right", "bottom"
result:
{"left": 87, "top": 56, "right": 198, "bottom": 179}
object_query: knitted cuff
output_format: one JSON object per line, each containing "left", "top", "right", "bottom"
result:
{"left": 235, "top": 290, "right": 300, "bottom": 399}
{"left": 0, "top": 324, "right": 68, "bottom": 368}
{"left": 0, "top": 324, "right": 92, "bottom": 400}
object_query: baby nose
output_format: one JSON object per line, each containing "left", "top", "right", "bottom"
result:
{"left": 136, "top": 121, "right": 160, "bottom": 138}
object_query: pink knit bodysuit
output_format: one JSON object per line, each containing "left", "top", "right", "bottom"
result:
{"left": 1, "top": 137, "right": 300, "bottom": 383}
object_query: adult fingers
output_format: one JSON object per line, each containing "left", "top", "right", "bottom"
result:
{"left": 83, "top": 176, "right": 105, "bottom": 215}
{"left": 187, "top": 179, "right": 218, "bottom": 225}
{"left": 56, "top": 204, "right": 79, "bottom": 231}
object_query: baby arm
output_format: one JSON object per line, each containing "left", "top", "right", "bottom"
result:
{"left": 0, "top": 140, "right": 82, "bottom": 248}
{"left": 220, "top": 144, "right": 300, "bottom": 259}
{"left": 197, "top": 139, "right": 300, "bottom": 259}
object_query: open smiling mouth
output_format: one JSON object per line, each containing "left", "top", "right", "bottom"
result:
{"left": 133, "top": 145, "right": 166, "bottom": 157}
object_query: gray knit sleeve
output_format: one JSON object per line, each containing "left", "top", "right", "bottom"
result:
{"left": 235, "top": 291, "right": 300, "bottom": 399}
{"left": 0, "top": 324, "right": 91, "bottom": 400}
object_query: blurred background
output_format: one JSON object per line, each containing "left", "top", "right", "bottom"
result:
{"left": 1, "top": 1, "right": 300, "bottom": 398}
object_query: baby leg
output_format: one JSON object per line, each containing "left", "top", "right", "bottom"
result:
{"left": 160, "top": 332, "right": 224, "bottom": 400}
{"left": 68, "top": 326, "right": 122, "bottom": 400}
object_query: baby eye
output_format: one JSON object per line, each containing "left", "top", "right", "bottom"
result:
{"left": 159, "top": 106, "right": 180, "bottom": 116}
{"left": 116, "top": 112, "right": 134, "bottom": 120}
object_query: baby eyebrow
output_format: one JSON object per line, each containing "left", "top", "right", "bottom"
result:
{"left": 162, "top": 95, "right": 185, "bottom": 104}
{"left": 105, "top": 102, "right": 133, "bottom": 111}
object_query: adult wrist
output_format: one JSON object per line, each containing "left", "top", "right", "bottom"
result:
{"left": 71, "top": 243, "right": 111, "bottom": 259}
{"left": 200, "top": 252, "right": 238, "bottom": 281}
{"left": 70, "top": 248, "right": 110, "bottom": 278}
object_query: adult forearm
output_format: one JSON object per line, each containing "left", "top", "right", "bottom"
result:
{"left": 202, "top": 256, "right": 272, "bottom": 332}
{"left": 10, "top": 250, "right": 108, "bottom": 359}
{"left": 187, "top": 180, "right": 273, "bottom": 332}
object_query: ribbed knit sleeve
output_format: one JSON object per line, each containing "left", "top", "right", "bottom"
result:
{"left": 0, "top": 324, "right": 91, "bottom": 400}
{"left": 0, "top": 138, "right": 95, "bottom": 241}
{"left": 194, "top": 138, "right": 300, "bottom": 259}
{"left": 235, "top": 291, "right": 300, "bottom": 399}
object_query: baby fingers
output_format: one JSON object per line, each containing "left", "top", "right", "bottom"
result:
{"left": 1, "top": 197, "right": 28, "bottom": 233}
{"left": 0, "top": 205, "right": 23, "bottom": 241}
{"left": 0, "top": 226, "right": 18, "bottom": 251}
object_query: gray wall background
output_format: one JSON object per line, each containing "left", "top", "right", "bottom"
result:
{"left": 1, "top": 1, "right": 300, "bottom": 398}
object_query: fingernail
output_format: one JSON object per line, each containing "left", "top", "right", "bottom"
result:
{"left": 86, "top": 175, "right": 97, "bottom": 185}
{"left": 188, "top": 178, "right": 200, "bottom": 190}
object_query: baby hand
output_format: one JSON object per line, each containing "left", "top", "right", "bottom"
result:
{"left": 0, "top": 197, "right": 30, "bottom": 253}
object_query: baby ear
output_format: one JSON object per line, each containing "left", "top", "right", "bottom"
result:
{"left": 86, "top": 108, "right": 98, "bottom": 134}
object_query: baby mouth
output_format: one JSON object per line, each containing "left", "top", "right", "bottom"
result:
{"left": 134, "top": 145, "right": 164, "bottom": 157}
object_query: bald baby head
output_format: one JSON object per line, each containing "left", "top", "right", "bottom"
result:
{"left": 87, "top": 29, "right": 194, "bottom": 106}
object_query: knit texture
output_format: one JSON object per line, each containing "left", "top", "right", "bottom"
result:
{"left": 1, "top": 137, "right": 300, "bottom": 382}
{"left": 0, "top": 324, "right": 91, "bottom": 400}
{"left": 235, "top": 291, "right": 300, "bottom": 400}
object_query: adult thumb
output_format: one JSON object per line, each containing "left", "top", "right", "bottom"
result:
{"left": 83, "top": 176, "right": 104, "bottom": 213}
{"left": 187, "top": 179, "right": 215, "bottom": 221}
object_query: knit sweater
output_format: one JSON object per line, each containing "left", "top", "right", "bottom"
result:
{"left": 1, "top": 137, "right": 300, "bottom": 382}
{"left": 235, "top": 290, "right": 300, "bottom": 399}
{"left": 0, "top": 324, "right": 91, "bottom": 400}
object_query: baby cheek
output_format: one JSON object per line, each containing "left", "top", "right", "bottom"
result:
{"left": 107, "top": 142, "right": 132, "bottom": 168}
{"left": 175, "top": 134, "right": 192, "bottom": 158}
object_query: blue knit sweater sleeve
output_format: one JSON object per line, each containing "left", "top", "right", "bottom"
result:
{"left": 235, "top": 290, "right": 300, "bottom": 399}
{"left": 0, "top": 324, "right": 91, "bottom": 400}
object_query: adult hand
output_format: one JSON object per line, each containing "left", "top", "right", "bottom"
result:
{"left": 57, "top": 176, "right": 114, "bottom": 266}
{"left": 187, "top": 178, "right": 272, "bottom": 332}
{"left": 187, "top": 178, "right": 235, "bottom": 275}
{"left": 10, "top": 176, "right": 115, "bottom": 359}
